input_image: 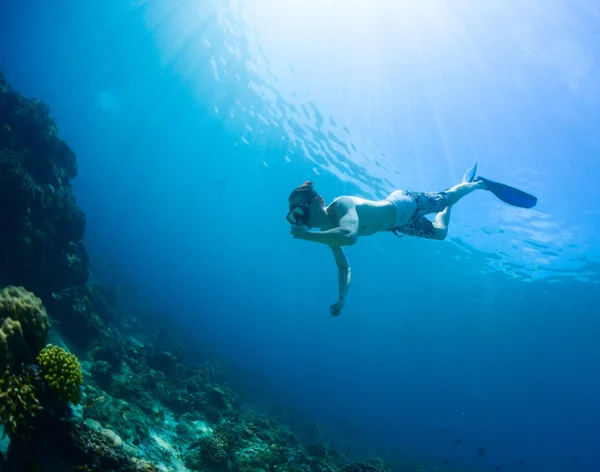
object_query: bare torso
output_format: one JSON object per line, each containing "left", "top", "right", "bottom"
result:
{"left": 326, "top": 194, "right": 416, "bottom": 237}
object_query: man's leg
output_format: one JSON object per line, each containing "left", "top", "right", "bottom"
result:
{"left": 444, "top": 180, "right": 486, "bottom": 205}
{"left": 432, "top": 180, "right": 486, "bottom": 239}
{"left": 432, "top": 206, "right": 452, "bottom": 239}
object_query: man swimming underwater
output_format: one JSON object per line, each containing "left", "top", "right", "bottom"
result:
{"left": 286, "top": 162, "right": 537, "bottom": 316}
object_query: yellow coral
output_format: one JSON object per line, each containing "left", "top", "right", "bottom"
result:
{"left": 0, "top": 286, "right": 50, "bottom": 368}
{"left": 36, "top": 344, "right": 83, "bottom": 405}
{"left": 0, "top": 366, "right": 42, "bottom": 441}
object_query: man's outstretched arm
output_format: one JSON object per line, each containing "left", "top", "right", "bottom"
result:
{"left": 330, "top": 245, "right": 351, "bottom": 316}
{"left": 300, "top": 226, "right": 357, "bottom": 246}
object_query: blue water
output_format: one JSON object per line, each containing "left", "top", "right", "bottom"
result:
{"left": 2, "top": 0, "right": 599, "bottom": 470}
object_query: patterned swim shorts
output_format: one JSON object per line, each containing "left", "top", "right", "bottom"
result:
{"left": 392, "top": 191, "right": 449, "bottom": 239}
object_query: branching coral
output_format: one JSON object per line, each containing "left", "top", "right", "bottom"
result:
{"left": 198, "top": 421, "right": 244, "bottom": 468}
{"left": 199, "top": 433, "right": 229, "bottom": 466}
{"left": 0, "top": 366, "right": 42, "bottom": 441}
{"left": 36, "top": 344, "right": 83, "bottom": 404}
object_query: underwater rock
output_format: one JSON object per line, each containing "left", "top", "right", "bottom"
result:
{"left": 90, "top": 334, "right": 125, "bottom": 369}
{"left": 3, "top": 409, "right": 159, "bottom": 471}
{"left": 186, "top": 373, "right": 210, "bottom": 393}
{"left": 340, "top": 461, "right": 390, "bottom": 472}
{"left": 112, "top": 374, "right": 144, "bottom": 401}
{"left": 146, "top": 349, "right": 178, "bottom": 376}
{"left": 299, "top": 418, "right": 323, "bottom": 444}
{"left": 60, "top": 241, "right": 91, "bottom": 287}
{"left": 305, "top": 441, "right": 329, "bottom": 460}
{"left": 206, "top": 387, "right": 228, "bottom": 410}
{"left": 91, "top": 360, "right": 113, "bottom": 391}
{"left": 155, "top": 381, "right": 197, "bottom": 414}
{"left": 85, "top": 418, "right": 123, "bottom": 448}
{"left": 0, "top": 150, "right": 37, "bottom": 221}
{"left": 47, "top": 285, "right": 104, "bottom": 348}
{"left": 63, "top": 418, "right": 159, "bottom": 471}
{"left": 92, "top": 283, "right": 120, "bottom": 324}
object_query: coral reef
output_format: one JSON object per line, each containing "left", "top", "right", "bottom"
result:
{"left": 0, "top": 286, "right": 84, "bottom": 455}
{"left": 0, "top": 366, "right": 42, "bottom": 442}
{"left": 78, "top": 326, "right": 398, "bottom": 472}
{"left": 36, "top": 344, "right": 83, "bottom": 404}
{"left": 0, "top": 318, "right": 26, "bottom": 370}
{"left": 0, "top": 285, "right": 50, "bottom": 368}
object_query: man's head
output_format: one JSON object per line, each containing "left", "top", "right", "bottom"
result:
{"left": 286, "top": 181, "right": 325, "bottom": 228}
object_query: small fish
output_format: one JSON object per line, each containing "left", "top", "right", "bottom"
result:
{"left": 495, "top": 466, "right": 502, "bottom": 471}
{"left": 455, "top": 439, "right": 463, "bottom": 444}
{"left": 443, "top": 459, "right": 450, "bottom": 465}
{"left": 478, "top": 447, "right": 486, "bottom": 456}
{"left": 441, "top": 429, "right": 450, "bottom": 434}
{"left": 518, "top": 460, "right": 525, "bottom": 466}
{"left": 572, "top": 456, "right": 579, "bottom": 460}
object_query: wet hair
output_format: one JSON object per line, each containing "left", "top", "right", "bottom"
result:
{"left": 288, "top": 181, "right": 324, "bottom": 206}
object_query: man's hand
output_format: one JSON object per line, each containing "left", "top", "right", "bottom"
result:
{"left": 290, "top": 222, "right": 309, "bottom": 239}
{"left": 330, "top": 299, "right": 345, "bottom": 317}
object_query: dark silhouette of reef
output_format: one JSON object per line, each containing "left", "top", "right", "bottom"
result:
{"left": 0, "top": 70, "right": 114, "bottom": 348}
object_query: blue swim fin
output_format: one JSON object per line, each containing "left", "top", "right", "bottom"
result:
{"left": 477, "top": 177, "right": 538, "bottom": 209}
{"left": 462, "top": 162, "right": 478, "bottom": 183}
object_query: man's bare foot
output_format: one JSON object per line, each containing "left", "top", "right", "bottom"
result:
{"left": 473, "top": 178, "right": 488, "bottom": 190}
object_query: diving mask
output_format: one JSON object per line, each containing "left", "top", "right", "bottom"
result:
{"left": 286, "top": 202, "right": 310, "bottom": 225}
